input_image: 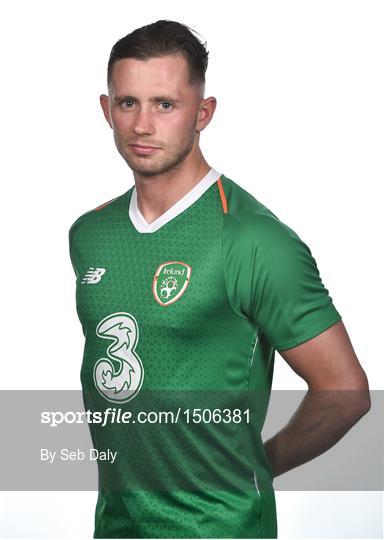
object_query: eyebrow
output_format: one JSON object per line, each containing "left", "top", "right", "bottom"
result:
{"left": 113, "top": 95, "right": 181, "bottom": 104}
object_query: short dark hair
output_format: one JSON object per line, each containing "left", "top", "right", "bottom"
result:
{"left": 107, "top": 20, "right": 209, "bottom": 89}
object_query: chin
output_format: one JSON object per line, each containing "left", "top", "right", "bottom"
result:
{"left": 130, "top": 162, "right": 166, "bottom": 177}
{"left": 128, "top": 157, "right": 177, "bottom": 177}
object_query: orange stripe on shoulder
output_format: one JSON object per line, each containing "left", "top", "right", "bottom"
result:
{"left": 216, "top": 177, "right": 228, "bottom": 214}
{"left": 94, "top": 197, "right": 117, "bottom": 212}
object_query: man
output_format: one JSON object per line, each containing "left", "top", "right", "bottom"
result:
{"left": 69, "top": 19, "right": 371, "bottom": 539}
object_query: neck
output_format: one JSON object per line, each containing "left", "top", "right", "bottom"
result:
{"left": 132, "top": 149, "right": 211, "bottom": 224}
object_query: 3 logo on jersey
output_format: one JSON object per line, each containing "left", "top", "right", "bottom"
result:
{"left": 93, "top": 312, "right": 144, "bottom": 403}
{"left": 92, "top": 261, "right": 191, "bottom": 402}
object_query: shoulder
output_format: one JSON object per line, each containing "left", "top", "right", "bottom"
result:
{"left": 68, "top": 189, "right": 132, "bottom": 241}
{"left": 220, "top": 174, "right": 305, "bottom": 256}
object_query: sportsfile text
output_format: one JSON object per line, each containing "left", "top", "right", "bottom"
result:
{"left": 41, "top": 407, "right": 251, "bottom": 427}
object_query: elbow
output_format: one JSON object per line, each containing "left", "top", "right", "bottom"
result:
{"left": 344, "top": 387, "right": 371, "bottom": 424}
{"left": 353, "top": 373, "right": 372, "bottom": 417}
{"left": 358, "top": 389, "right": 371, "bottom": 416}
{"left": 339, "top": 371, "right": 372, "bottom": 420}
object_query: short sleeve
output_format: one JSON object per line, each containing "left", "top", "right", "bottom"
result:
{"left": 68, "top": 206, "right": 96, "bottom": 281}
{"left": 68, "top": 223, "right": 79, "bottom": 280}
{"left": 222, "top": 213, "right": 342, "bottom": 350}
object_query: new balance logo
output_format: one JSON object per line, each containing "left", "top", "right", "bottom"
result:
{"left": 81, "top": 267, "right": 106, "bottom": 284}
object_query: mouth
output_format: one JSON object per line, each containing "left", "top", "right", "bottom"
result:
{"left": 129, "top": 144, "right": 160, "bottom": 155}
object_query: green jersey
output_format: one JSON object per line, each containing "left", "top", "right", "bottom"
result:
{"left": 69, "top": 168, "right": 341, "bottom": 538}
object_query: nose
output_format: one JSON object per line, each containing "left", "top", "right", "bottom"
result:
{"left": 133, "top": 107, "right": 154, "bottom": 136}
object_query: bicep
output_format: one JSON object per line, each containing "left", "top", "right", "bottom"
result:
{"left": 278, "top": 320, "right": 370, "bottom": 393}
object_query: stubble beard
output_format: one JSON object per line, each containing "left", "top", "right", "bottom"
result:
{"left": 119, "top": 130, "right": 197, "bottom": 178}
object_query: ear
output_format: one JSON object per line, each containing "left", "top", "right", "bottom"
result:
{"left": 99, "top": 94, "right": 113, "bottom": 129}
{"left": 196, "top": 96, "right": 217, "bottom": 132}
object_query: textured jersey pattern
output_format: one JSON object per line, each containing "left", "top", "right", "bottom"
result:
{"left": 69, "top": 174, "right": 341, "bottom": 538}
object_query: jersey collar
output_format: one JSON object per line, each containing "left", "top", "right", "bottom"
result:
{"left": 128, "top": 167, "right": 221, "bottom": 233}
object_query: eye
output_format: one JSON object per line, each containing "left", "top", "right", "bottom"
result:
{"left": 120, "top": 99, "right": 134, "bottom": 108}
{"left": 159, "top": 101, "right": 174, "bottom": 111}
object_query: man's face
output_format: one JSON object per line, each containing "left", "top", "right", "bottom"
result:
{"left": 100, "top": 54, "right": 210, "bottom": 177}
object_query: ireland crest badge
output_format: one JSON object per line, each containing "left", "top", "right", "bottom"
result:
{"left": 152, "top": 261, "right": 192, "bottom": 306}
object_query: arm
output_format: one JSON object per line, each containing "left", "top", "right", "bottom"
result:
{"left": 263, "top": 320, "right": 371, "bottom": 478}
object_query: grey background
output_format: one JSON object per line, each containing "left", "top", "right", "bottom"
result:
{"left": 0, "top": 390, "right": 381, "bottom": 491}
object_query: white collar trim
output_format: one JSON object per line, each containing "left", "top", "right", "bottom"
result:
{"left": 128, "top": 167, "right": 221, "bottom": 233}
